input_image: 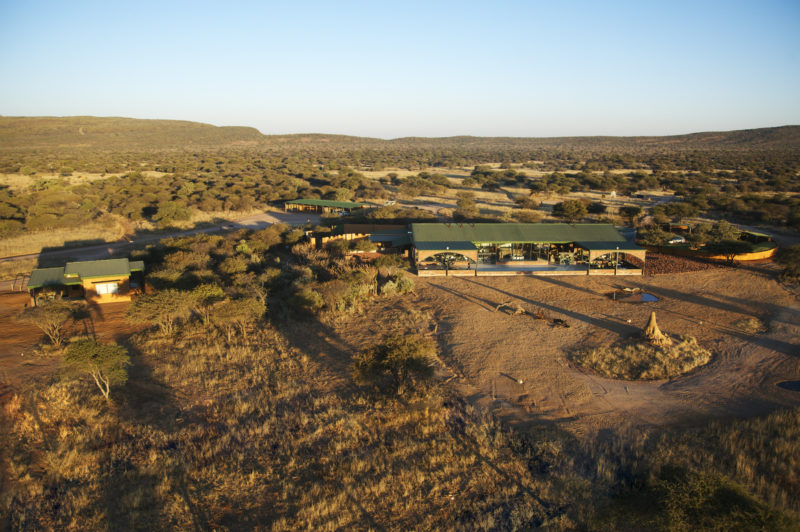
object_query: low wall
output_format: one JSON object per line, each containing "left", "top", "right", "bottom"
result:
{"left": 588, "top": 269, "right": 642, "bottom": 276}
{"left": 646, "top": 245, "right": 777, "bottom": 262}
{"left": 417, "top": 268, "right": 642, "bottom": 277}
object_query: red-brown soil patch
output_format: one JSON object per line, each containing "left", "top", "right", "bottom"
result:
{"left": 0, "top": 292, "right": 143, "bottom": 401}
{"left": 645, "top": 252, "right": 725, "bottom": 275}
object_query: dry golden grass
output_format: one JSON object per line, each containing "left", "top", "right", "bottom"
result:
{"left": 732, "top": 317, "right": 768, "bottom": 334}
{"left": 0, "top": 257, "right": 36, "bottom": 279}
{"left": 0, "top": 172, "right": 169, "bottom": 192}
{"left": 1, "top": 322, "right": 556, "bottom": 529}
{"left": 0, "top": 222, "right": 125, "bottom": 258}
{"left": 571, "top": 336, "right": 712, "bottom": 380}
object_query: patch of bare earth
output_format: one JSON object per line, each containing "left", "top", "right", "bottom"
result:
{"left": 413, "top": 267, "right": 800, "bottom": 437}
{"left": 0, "top": 293, "right": 143, "bottom": 402}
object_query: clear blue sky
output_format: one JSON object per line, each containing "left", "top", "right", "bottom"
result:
{"left": 1, "top": 0, "right": 798, "bottom": 138}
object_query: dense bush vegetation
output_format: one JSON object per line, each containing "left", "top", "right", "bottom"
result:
{"left": 1, "top": 121, "right": 799, "bottom": 241}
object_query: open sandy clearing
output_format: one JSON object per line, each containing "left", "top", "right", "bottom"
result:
{"left": 415, "top": 268, "right": 800, "bottom": 436}
{"left": 0, "top": 292, "right": 143, "bottom": 399}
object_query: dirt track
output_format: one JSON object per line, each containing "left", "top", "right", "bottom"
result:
{"left": 415, "top": 267, "right": 800, "bottom": 436}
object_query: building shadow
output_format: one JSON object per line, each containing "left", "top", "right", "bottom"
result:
{"left": 456, "top": 277, "right": 640, "bottom": 336}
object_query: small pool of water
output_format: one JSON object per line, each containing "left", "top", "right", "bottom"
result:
{"left": 611, "top": 291, "right": 660, "bottom": 302}
{"left": 777, "top": 381, "right": 800, "bottom": 392}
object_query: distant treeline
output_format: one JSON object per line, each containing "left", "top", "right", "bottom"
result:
{"left": 0, "top": 118, "right": 799, "bottom": 237}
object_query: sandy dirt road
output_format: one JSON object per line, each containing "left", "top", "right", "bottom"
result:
{"left": 0, "top": 210, "right": 319, "bottom": 267}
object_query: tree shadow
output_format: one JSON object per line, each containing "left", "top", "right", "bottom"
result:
{"left": 456, "top": 277, "right": 640, "bottom": 336}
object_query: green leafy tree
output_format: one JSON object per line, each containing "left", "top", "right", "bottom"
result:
{"left": 153, "top": 200, "right": 191, "bottom": 227}
{"left": 352, "top": 334, "right": 435, "bottom": 394}
{"left": 18, "top": 300, "right": 76, "bottom": 347}
{"left": 126, "top": 289, "right": 192, "bottom": 335}
{"left": 688, "top": 223, "right": 712, "bottom": 248}
{"left": 190, "top": 283, "right": 225, "bottom": 327}
{"left": 63, "top": 339, "right": 130, "bottom": 400}
{"left": 218, "top": 255, "right": 249, "bottom": 275}
{"left": 708, "top": 220, "right": 741, "bottom": 243}
{"left": 776, "top": 244, "right": 800, "bottom": 283}
{"left": 210, "top": 297, "right": 266, "bottom": 342}
{"left": 552, "top": 200, "right": 588, "bottom": 222}
{"left": 706, "top": 240, "right": 754, "bottom": 265}
{"left": 637, "top": 226, "right": 674, "bottom": 251}
{"left": 514, "top": 196, "right": 539, "bottom": 210}
{"left": 587, "top": 201, "right": 607, "bottom": 214}
{"left": 619, "top": 205, "right": 643, "bottom": 226}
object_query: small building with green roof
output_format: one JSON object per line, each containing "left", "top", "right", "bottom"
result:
{"left": 28, "top": 258, "right": 144, "bottom": 305}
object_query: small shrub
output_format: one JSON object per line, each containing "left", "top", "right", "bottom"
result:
{"left": 288, "top": 287, "right": 324, "bottom": 315}
{"left": 732, "top": 317, "right": 767, "bottom": 334}
{"left": 395, "top": 274, "right": 414, "bottom": 294}
{"left": 352, "top": 334, "right": 435, "bottom": 394}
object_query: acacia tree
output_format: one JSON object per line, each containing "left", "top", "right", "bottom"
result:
{"left": 126, "top": 289, "right": 192, "bottom": 335}
{"left": 352, "top": 334, "right": 435, "bottom": 395}
{"left": 619, "top": 205, "right": 642, "bottom": 226}
{"left": 637, "top": 226, "right": 674, "bottom": 252}
{"left": 705, "top": 240, "right": 754, "bottom": 265}
{"left": 18, "top": 300, "right": 76, "bottom": 347}
{"left": 552, "top": 200, "right": 587, "bottom": 223}
{"left": 64, "top": 339, "right": 130, "bottom": 400}
{"left": 707, "top": 220, "right": 741, "bottom": 243}
{"left": 210, "top": 297, "right": 266, "bottom": 343}
{"left": 190, "top": 283, "right": 225, "bottom": 327}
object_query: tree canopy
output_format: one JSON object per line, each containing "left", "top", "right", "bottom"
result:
{"left": 63, "top": 339, "right": 130, "bottom": 399}
{"left": 552, "top": 200, "right": 588, "bottom": 222}
{"left": 18, "top": 299, "right": 76, "bottom": 347}
{"left": 352, "top": 334, "right": 435, "bottom": 394}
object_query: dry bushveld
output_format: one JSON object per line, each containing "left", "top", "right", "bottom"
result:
{"left": 2, "top": 229, "right": 800, "bottom": 530}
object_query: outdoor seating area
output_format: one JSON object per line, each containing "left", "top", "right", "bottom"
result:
{"left": 410, "top": 223, "right": 645, "bottom": 277}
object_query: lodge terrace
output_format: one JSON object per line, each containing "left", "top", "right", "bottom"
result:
{"left": 410, "top": 223, "right": 645, "bottom": 276}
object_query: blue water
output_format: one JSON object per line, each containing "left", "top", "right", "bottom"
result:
{"left": 640, "top": 293, "right": 659, "bottom": 302}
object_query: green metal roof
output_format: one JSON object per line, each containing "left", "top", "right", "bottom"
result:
{"left": 28, "top": 258, "right": 142, "bottom": 289}
{"left": 285, "top": 199, "right": 368, "bottom": 209}
{"left": 27, "top": 267, "right": 79, "bottom": 289}
{"left": 65, "top": 258, "right": 131, "bottom": 279}
{"left": 741, "top": 230, "right": 771, "bottom": 238}
{"left": 411, "top": 223, "right": 628, "bottom": 245}
{"left": 415, "top": 241, "right": 477, "bottom": 251}
{"left": 577, "top": 241, "right": 644, "bottom": 251}
{"left": 369, "top": 230, "right": 411, "bottom": 247}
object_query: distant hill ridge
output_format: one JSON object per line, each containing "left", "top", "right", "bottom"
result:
{"left": 0, "top": 116, "right": 798, "bottom": 151}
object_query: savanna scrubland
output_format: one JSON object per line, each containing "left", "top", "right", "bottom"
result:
{"left": 1, "top": 117, "right": 800, "bottom": 529}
